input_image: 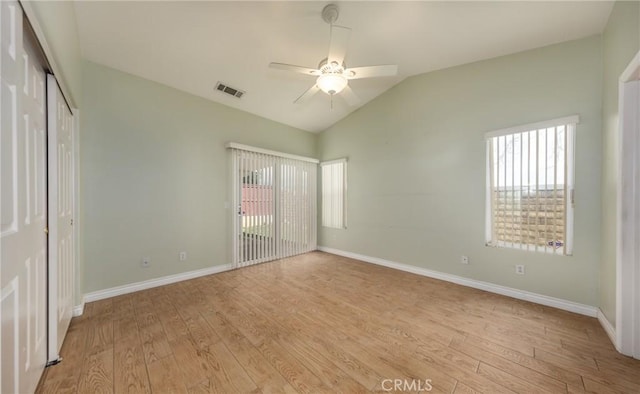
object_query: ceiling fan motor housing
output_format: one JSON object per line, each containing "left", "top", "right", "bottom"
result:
{"left": 318, "top": 58, "right": 345, "bottom": 74}
{"left": 322, "top": 4, "right": 339, "bottom": 24}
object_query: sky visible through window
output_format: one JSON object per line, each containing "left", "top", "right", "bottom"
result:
{"left": 491, "top": 126, "right": 566, "bottom": 189}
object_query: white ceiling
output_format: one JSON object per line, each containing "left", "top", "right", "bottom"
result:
{"left": 73, "top": 1, "right": 613, "bottom": 133}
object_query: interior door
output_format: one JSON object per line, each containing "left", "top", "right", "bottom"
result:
{"left": 1, "top": 1, "right": 49, "bottom": 392}
{"left": 47, "top": 74, "right": 74, "bottom": 362}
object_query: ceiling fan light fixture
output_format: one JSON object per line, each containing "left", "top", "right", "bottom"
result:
{"left": 317, "top": 74, "right": 347, "bottom": 95}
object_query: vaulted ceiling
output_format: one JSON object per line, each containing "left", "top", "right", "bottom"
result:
{"left": 73, "top": 1, "right": 613, "bottom": 132}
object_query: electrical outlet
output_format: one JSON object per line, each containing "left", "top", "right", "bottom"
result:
{"left": 179, "top": 251, "right": 187, "bottom": 261}
{"left": 515, "top": 264, "right": 525, "bottom": 275}
{"left": 141, "top": 257, "right": 150, "bottom": 268}
{"left": 461, "top": 255, "right": 469, "bottom": 264}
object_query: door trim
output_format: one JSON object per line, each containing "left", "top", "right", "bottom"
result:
{"left": 19, "top": 1, "right": 76, "bottom": 109}
{"left": 616, "top": 49, "right": 640, "bottom": 358}
{"left": 226, "top": 142, "right": 319, "bottom": 164}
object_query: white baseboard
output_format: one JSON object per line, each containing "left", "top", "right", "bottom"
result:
{"left": 72, "top": 297, "right": 85, "bottom": 317}
{"left": 83, "top": 264, "right": 234, "bottom": 303}
{"left": 318, "top": 246, "right": 598, "bottom": 317}
{"left": 597, "top": 308, "right": 617, "bottom": 348}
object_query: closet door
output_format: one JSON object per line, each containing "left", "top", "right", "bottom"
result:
{"left": 47, "top": 74, "right": 74, "bottom": 362}
{"left": 1, "top": 1, "right": 49, "bottom": 392}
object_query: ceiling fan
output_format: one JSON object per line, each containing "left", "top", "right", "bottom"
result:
{"left": 269, "top": 4, "right": 398, "bottom": 108}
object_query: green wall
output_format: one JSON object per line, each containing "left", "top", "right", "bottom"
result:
{"left": 81, "top": 61, "right": 315, "bottom": 293}
{"left": 600, "top": 1, "right": 640, "bottom": 327}
{"left": 30, "top": 0, "right": 638, "bottom": 313}
{"left": 28, "top": 1, "right": 83, "bottom": 106}
{"left": 318, "top": 36, "right": 603, "bottom": 306}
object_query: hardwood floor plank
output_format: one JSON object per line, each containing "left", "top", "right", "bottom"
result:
{"left": 86, "top": 319, "right": 114, "bottom": 355}
{"left": 35, "top": 322, "right": 88, "bottom": 394}
{"left": 477, "top": 361, "right": 550, "bottom": 393}
{"left": 113, "top": 313, "right": 139, "bottom": 342}
{"left": 273, "top": 335, "right": 369, "bottom": 393}
{"left": 449, "top": 335, "right": 568, "bottom": 393}
{"left": 562, "top": 339, "right": 640, "bottom": 368}
{"left": 595, "top": 357, "right": 640, "bottom": 387}
{"left": 89, "top": 299, "right": 114, "bottom": 320}
{"left": 453, "top": 381, "right": 482, "bottom": 394}
{"left": 196, "top": 340, "right": 259, "bottom": 393}
{"left": 114, "top": 336, "right": 151, "bottom": 394}
{"left": 464, "top": 333, "right": 584, "bottom": 389}
{"left": 181, "top": 313, "right": 221, "bottom": 349}
{"left": 202, "top": 311, "right": 298, "bottom": 393}
{"left": 257, "top": 338, "right": 331, "bottom": 393}
{"left": 77, "top": 349, "right": 113, "bottom": 394}
{"left": 147, "top": 355, "right": 189, "bottom": 394}
{"left": 156, "top": 305, "right": 190, "bottom": 341}
{"left": 136, "top": 311, "right": 173, "bottom": 365}
{"left": 534, "top": 348, "right": 640, "bottom": 393}
{"left": 170, "top": 331, "right": 258, "bottom": 393}
{"left": 37, "top": 252, "right": 638, "bottom": 394}
{"left": 582, "top": 376, "right": 625, "bottom": 394}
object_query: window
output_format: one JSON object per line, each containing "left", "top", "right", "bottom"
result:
{"left": 485, "top": 116, "right": 578, "bottom": 255}
{"left": 321, "top": 159, "right": 347, "bottom": 229}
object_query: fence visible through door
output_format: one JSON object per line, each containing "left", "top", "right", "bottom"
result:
{"left": 229, "top": 144, "right": 317, "bottom": 268}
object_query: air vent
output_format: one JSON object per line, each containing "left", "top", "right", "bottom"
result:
{"left": 215, "top": 82, "right": 245, "bottom": 99}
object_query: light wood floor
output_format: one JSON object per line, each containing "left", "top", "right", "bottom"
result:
{"left": 37, "top": 251, "right": 640, "bottom": 393}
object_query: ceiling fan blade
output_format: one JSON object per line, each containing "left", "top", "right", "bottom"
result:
{"left": 341, "top": 85, "right": 360, "bottom": 106}
{"left": 269, "top": 62, "right": 320, "bottom": 76}
{"left": 345, "top": 65, "right": 398, "bottom": 80}
{"left": 294, "top": 84, "right": 321, "bottom": 104}
{"left": 327, "top": 25, "right": 351, "bottom": 65}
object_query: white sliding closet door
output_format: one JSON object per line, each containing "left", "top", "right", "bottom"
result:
{"left": 1, "top": 2, "right": 48, "bottom": 392}
{"left": 229, "top": 145, "right": 317, "bottom": 268}
{"left": 46, "top": 75, "right": 74, "bottom": 363}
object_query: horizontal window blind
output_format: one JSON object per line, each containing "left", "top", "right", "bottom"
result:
{"left": 486, "top": 116, "right": 577, "bottom": 255}
{"left": 321, "top": 159, "right": 347, "bottom": 229}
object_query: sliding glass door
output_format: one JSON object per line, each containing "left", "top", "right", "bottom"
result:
{"left": 229, "top": 145, "right": 317, "bottom": 268}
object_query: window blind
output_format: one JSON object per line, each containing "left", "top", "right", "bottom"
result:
{"left": 485, "top": 116, "right": 577, "bottom": 255}
{"left": 229, "top": 145, "right": 317, "bottom": 267}
{"left": 321, "top": 159, "right": 347, "bottom": 229}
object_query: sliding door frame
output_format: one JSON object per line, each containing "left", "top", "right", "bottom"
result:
{"left": 227, "top": 143, "right": 318, "bottom": 268}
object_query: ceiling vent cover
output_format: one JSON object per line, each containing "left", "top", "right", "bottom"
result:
{"left": 215, "top": 82, "right": 245, "bottom": 99}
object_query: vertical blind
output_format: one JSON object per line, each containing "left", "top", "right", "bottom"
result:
{"left": 229, "top": 144, "right": 317, "bottom": 268}
{"left": 321, "top": 159, "right": 347, "bottom": 229}
{"left": 485, "top": 116, "right": 577, "bottom": 255}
